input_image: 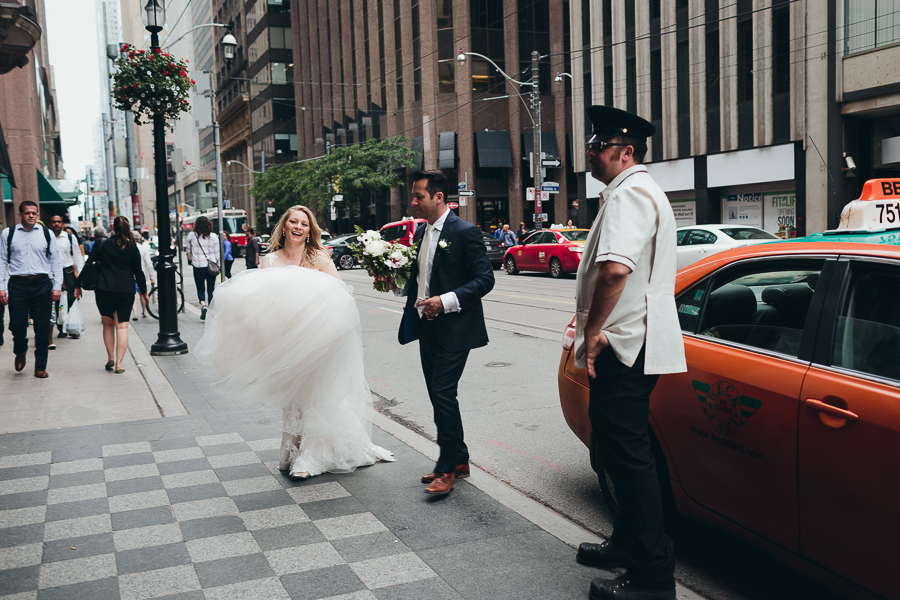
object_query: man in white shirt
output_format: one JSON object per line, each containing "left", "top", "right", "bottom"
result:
{"left": 48, "top": 215, "right": 84, "bottom": 339}
{"left": 573, "top": 106, "right": 686, "bottom": 600}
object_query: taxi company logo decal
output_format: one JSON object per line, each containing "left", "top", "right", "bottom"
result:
{"left": 692, "top": 380, "right": 762, "bottom": 437}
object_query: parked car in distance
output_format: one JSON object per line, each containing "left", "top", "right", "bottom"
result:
{"left": 321, "top": 230, "right": 333, "bottom": 243}
{"left": 379, "top": 218, "right": 427, "bottom": 247}
{"left": 503, "top": 229, "right": 589, "bottom": 278}
{"left": 676, "top": 224, "right": 778, "bottom": 270}
{"left": 324, "top": 233, "right": 360, "bottom": 270}
{"left": 481, "top": 232, "right": 505, "bottom": 270}
{"left": 556, "top": 178, "right": 900, "bottom": 600}
{"left": 257, "top": 234, "right": 270, "bottom": 255}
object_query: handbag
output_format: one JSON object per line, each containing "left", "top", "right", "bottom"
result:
{"left": 198, "top": 234, "right": 220, "bottom": 276}
{"left": 65, "top": 299, "right": 86, "bottom": 335}
{"left": 77, "top": 240, "right": 103, "bottom": 290}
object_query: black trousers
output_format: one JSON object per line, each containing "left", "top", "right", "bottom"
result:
{"left": 0, "top": 301, "right": 5, "bottom": 344}
{"left": 192, "top": 266, "right": 217, "bottom": 303}
{"left": 55, "top": 267, "right": 76, "bottom": 333}
{"left": 418, "top": 317, "right": 470, "bottom": 474}
{"left": 224, "top": 259, "right": 234, "bottom": 279}
{"left": 588, "top": 346, "right": 675, "bottom": 588}
{"left": 8, "top": 276, "right": 52, "bottom": 371}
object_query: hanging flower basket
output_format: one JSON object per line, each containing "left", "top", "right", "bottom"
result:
{"left": 109, "top": 43, "right": 195, "bottom": 126}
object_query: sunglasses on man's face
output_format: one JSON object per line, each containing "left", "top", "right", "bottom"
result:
{"left": 586, "top": 140, "right": 628, "bottom": 153}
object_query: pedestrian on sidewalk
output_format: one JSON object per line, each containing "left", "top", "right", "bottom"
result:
{"left": 0, "top": 200, "right": 63, "bottom": 378}
{"left": 185, "top": 216, "right": 219, "bottom": 320}
{"left": 573, "top": 105, "right": 686, "bottom": 600}
{"left": 244, "top": 227, "right": 260, "bottom": 270}
{"left": 384, "top": 170, "right": 495, "bottom": 496}
{"left": 222, "top": 232, "right": 234, "bottom": 278}
{"left": 83, "top": 226, "right": 106, "bottom": 254}
{"left": 195, "top": 205, "right": 395, "bottom": 479}
{"left": 49, "top": 215, "right": 84, "bottom": 339}
{"left": 516, "top": 222, "right": 529, "bottom": 245}
{"left": 84, "top": 216, "right": 148, "bottom": 374}
{"left": 133, "top": 231, "right": 155, "bottom": 319}
{"left": 498, "top": 224, "right": 517, "bottom": 247}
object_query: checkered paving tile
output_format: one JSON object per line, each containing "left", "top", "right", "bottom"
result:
{"left": 0, "top": 433, "right": 440, "bottom": 600}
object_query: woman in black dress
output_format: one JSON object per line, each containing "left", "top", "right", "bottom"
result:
{"left": 85, "top": 216, "right": 149, "bottom": 373}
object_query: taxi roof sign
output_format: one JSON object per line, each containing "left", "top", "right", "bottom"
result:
{"left": 836, "top": 178, "right": 900, "bottom": 233}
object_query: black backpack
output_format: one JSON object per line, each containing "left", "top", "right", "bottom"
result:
{"left": 4, "top": 224, "right": 51, "bottom": 266}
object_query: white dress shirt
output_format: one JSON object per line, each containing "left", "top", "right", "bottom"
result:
{"left": 574, "top": 165, "right": 686, "bottom": 375}
{"left": 0, "top": 224, "right": 63, "bottom": 291}
{"left": 54, "top": 231, "right": 85, "bottom": 273}
{"left": 396, "top": 209, "right": 461, "bottom": 313}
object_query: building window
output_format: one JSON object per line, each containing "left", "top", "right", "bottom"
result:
{"left": 625, "top": 0, "right": 636, "bottom": 113}
{"left": 273, "top": 98, "right": 294, "bottom": 121}
{"left": 736, "top": 0, "right": 753, "bottom": 149}
{"left": 267, "top": 0, "right": 291, "bottom": 13}
{"left": 582, "top": 0, "right": 592, "bottom": 137}
{"left": 413, "top": 0, "right": 422, "bottom": 102}
{"left": 650, "top": 0, "right": 663, "bottom": 160}
{"left": 470, "top": 0, "right": 505, "bottom": 93}
{"left": 274, "top": 133, "right": 297, "bottom": 155}
{"left": 270, "top": 27, "right": 291, "bottom": 49}
{"left": 562, "top": 0, "right": 572, "bottom": 97}
{"left": 772, "top": 0, "right": 791, "bottom": 143}
{"left": 437, "top": 0, "right": 454, "bottom": 94}
{"left": 272, "top": 62, "right": 294, "bottom": 84}
{"left": 394, "top": 0, "right": 404, "bottom": 109}
{"left": 676, "top": 0, "right": 690, "bottom": 157}
{"left": 603, "top": 0, "right": 613, "bottom": 107}
{"left": 518, "top": 0, "right": 551, "bottom": 95}
{"left": 705, "top": 0, "right": 720, "bottom": 154}
{"left": 846, "top": 0, "right": 900, "bottom": 54}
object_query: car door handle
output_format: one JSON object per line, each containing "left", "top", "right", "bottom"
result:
{"left": 804, "top": 399, "right": 859, "bottom": 421}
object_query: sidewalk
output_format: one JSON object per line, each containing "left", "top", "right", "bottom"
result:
{"left": 0, "top": 298, "right": 702, "bottom": 600}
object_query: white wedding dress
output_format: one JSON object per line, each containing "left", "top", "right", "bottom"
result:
{"left": 194, "top": 260, "right": 395, "bottom": 477}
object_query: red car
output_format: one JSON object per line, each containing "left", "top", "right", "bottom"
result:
{"left": 379, "top": 218, "right": 427, "bottom": 247}
{"left": 503, "top": 228, "right": 589, "bottom": 278}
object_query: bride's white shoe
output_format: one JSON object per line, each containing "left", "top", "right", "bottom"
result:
{"left": 290, "top": 470, "right": 311, "bottom": 479}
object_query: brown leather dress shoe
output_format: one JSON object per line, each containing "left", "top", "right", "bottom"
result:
{"left": 34, "top": 370, "right": 48, "bottom": 379}
{"left": 14, "top": 353, "right": 26, "bottom": 372}
{"left": 421, "top": 462, "right": 470, "bottom": 484}
{"left": 424, "top": 471, "right": 455, "bottom": 495}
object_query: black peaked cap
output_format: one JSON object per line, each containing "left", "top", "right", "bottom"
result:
{"left": 585, "top": 105, "right": 655, "bottom": 142}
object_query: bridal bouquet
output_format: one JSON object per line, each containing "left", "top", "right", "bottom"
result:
{"left": 351, "top": 226, "right": 419, "bottom": 292}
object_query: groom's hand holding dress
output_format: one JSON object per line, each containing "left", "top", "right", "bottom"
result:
{"left": 395, "top": 170, "right": 494, "bottom": 496}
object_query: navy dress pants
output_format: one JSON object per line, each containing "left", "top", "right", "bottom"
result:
{"left": 588, "top": 345, "right": 675, "bottom": 588}
{"left": 8, "top": 277, "right": 52, "bottom": 371}
{"left": 417, "top": 317, "right": 470, "bottom": 474}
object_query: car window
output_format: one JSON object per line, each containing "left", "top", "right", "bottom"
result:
{"left": 676, "top": 230, "right": 690, "bottom": 246}
{"left": 688, "top": 230, "right": 717, "bottom": 245}
{"left": 523, "top": 232, "right": 543, "bottom": 245}
{"left": 559, "top": 230, "right": 589, "bottom": 242}
{"left": 541, "top": 232, "right": 557, "bottom": 244}
{"left": 719, "top": 227, "right": 779, "bottom": 240}
{"left": 831, "top": 262, "right": 900, "bottom": 382}
{"left": 695, "top": 260, "right": 824, "bottom": 357}
{"left": 380, "top": 226, "right": 403, "bottom": 242}
{"left": 676, "top": 280, "right": 710, "bottom": 332}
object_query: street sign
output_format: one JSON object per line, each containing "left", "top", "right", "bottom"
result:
{"left": 267, "top": 207, "right": 276, "bottom": 213}
{"left": 541, "top": 158, "right": 562, "bottom": 168}
{"left": 526, "top": 187, "right": 535, "bottom": 201}
{"left": 447, "top": 202, "right": 459, "bottom": 209}
{"left": 459, "top": 190, "right": 475, "bottom": 197}
{"left": 534, "top": 213, "right": 548, "bottom": 221}
{"left": 458, "top": 182, "right": 467, "bottom": 190}
{"left": 541, "top": 181, "right": 559, "bottom": 194}
{"left": 333, "top": 194, "right": 344, "bottom": 202}
{"left": 539, "top": 191, "right": 550, "bottom": 202}
{"left": 459, "top": 198, "right": 467, "bottom": 206}
{"left": 572, "top": 200, "right": 579, "bottom": 209}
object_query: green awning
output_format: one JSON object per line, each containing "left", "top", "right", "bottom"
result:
{"left": 2, "top": 174, "right": 11, "bottom": 203}
{"left": 36, "top": 169, "right": 79, "bottom": 206}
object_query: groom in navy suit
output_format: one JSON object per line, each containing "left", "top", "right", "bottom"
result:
{"left": 386, "top": 169, "right": 494, "bottom": 496}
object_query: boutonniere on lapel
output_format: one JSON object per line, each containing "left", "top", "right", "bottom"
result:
{"left": 438, "top": 240, "right": 451, "bottom": 254}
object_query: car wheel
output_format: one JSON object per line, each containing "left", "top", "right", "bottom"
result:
{"left": 338, "top": 253, "right": 354, "bottom": 270}
{"left": 549, "top": 257, "right": 563, "bottom": 278}
{"left": 505, "top": 256, "right": 519, "bottom": 275}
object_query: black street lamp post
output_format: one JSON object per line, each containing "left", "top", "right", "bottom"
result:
{"left": 143, "top": 0, "right": 188, "bottom": 355}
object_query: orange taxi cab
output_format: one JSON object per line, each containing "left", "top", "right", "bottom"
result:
{"left": 503, "top": 228, "right": 589, "bottom": 278}
{"left": 557, "top": 179, "right": 900, "bottom": 600}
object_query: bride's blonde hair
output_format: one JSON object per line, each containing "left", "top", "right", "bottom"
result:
{"left": 269, "top": 205, "right": 326, "bottom": 267}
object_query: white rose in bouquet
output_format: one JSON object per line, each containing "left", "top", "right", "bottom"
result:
{"left": 383, "top": 249, "right": 409, "bottom": 269}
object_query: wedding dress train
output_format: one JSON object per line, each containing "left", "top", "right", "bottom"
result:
{"left": 195, "top": 265, "right": 395, "bottom": 477}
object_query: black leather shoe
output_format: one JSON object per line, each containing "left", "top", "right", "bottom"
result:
{"left": 589, "top": 575, "right": 675, "bottom": 600}
{"left": 577, "top": 541, "right": 632, "bottom": 569}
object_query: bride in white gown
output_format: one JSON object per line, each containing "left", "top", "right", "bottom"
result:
{"left": 195, "top": 205, "right": 395, "bottom": 479}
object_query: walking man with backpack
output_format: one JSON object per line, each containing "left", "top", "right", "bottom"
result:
{"left": 0, "top": 201, "right": 63, "bottom": 378}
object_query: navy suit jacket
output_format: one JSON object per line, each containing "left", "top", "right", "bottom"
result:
{"left": 398, "top": 210, "right": 494, "bottom": 352}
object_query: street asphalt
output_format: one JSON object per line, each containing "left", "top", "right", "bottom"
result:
{"left": 0, "top": 277, "right": 705, "bottom": 599}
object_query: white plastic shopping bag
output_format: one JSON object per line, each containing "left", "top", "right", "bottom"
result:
{"left": 65, "top": 299, "right": 86, "bottom": 335}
